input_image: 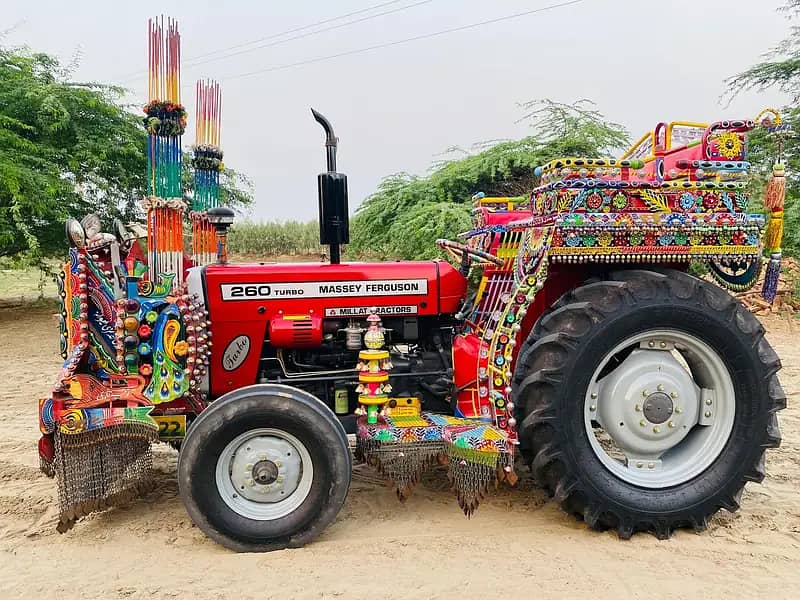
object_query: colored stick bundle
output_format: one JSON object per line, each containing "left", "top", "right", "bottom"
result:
{"left": 191, "top": 80, "right": 224, "bottom": 266}
{"left": 144, "top": 17, "right": 185, "bottom": 288}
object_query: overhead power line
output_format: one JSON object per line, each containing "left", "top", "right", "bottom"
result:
{"left": 225, "top": 0, "right": 585, "bottom": 81}
{"left": 185, "top": 0, "right": 410, "bottom": 63}
{"left": 116, "top": 0, "right": 426, "bottom": 82}
{"left": 184, "top": 0, "right": 433, "bottom": 70}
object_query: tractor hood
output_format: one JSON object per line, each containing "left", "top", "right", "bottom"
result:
{"left": 202, "top": 259, "right": 467, "bottom": 322}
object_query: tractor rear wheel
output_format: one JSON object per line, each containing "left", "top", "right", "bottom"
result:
{"left": 178, "top": 384, "right": 351, "bottom": 552}
{"left": 512, "top": 269, "right": 785, "bottom": 539}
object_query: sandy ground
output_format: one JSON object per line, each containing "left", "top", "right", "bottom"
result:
{"left": 0, "top": 307, "right": 798, "bottom": 600}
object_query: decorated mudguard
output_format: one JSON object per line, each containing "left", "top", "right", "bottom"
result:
{"left": 41, "top": 234, "right": 209, "bottom": 531}
{"left": 440, "top": 113, "right": 786, "bottom": 460}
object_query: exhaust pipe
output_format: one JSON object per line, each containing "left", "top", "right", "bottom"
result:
{"left": 312, "top": 108, "right": 349, "bottom": 265}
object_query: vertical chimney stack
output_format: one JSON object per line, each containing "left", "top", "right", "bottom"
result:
{"left": 312, "top": 109, "right": 349, "bottom": 265}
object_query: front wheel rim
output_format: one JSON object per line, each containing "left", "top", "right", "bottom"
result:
{"left": 215, "top": 428, "right": 313, "bottom": 520}
{"left": 584, "top": 329, "right": 735, "bottom": 488}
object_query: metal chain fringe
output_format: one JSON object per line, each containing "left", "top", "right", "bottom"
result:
{"left": 356, "top": 437, "right": 514, "bottom": 514}
{"left": 54, "top": 424, "right": 158, "bottom": 533}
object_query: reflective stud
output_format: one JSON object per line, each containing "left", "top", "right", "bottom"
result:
{"left": 589, "top": 405, "right": 596, "bottom": 412}
{"left": 705, "top": 411, "right": 712, "bottom": 418}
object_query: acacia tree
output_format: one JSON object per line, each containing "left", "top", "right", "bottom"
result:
{"left": 728, "top": 1, "right": 800, "bottom": 255}
{"left": 0, "top": 46, "right": 253, "bottom": 262}
{"left": 349, "top": 100, "right": 629, "bottom": 260}
{"left": 0, "top": 48, "right": 146, "bottom": 259}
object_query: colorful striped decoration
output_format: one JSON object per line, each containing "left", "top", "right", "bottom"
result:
{"left": 148, "top": 16, "right": 181, "bottom": 104}
{"left": 191, "top": 80, "right": 224, "bottom": 266}
{"left": 196, "top": 79, "right": 221, "bottom": 148}
{"left": 144, "top": 16, "right": 185, "bottom": 289}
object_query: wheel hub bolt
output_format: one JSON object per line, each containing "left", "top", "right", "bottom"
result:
{"left": 657, "top": 384, "right": 664, "bottom": 392}
{"left": 653, "top": 426, "right": 661, "bottom": 433}
{"left": 668, "top": 421, "right": 675, "bottom": 428}
{"left": 639, "top": 419, "right": 646, "bottom": 427}
{"left": 670, "top": 392, "right": 679, "bottom": 399}
{"left": 642, "top": 389, "right": 649, "bottom": 397}
{"left": 635, "top": 404, "right": 642, "bottom": 412}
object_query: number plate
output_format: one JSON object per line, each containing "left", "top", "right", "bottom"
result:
{"left": 154, "top": 415, "right": 187, "bottom": 439}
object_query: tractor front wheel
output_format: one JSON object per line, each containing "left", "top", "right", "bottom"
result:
{"left": 178, "top": 384, "right": 351, "bottom": 552}
{"left": 512, "top": 269, "right": 785, "bottom": 539}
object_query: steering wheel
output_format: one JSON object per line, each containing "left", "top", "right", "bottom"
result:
{"left": 436, "top": 239, "right": 504, "bottom": 274}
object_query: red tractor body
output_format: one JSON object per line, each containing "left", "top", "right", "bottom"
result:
{"left": 202, "top": 260, "right": 467, "bottom": 397}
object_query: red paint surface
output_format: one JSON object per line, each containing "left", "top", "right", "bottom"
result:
{"left": 204, "top": 260, "right": 467, "bottom": 396}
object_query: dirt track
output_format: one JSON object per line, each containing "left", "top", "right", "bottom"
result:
{"left": 1, "top": 306, "right": 798, "bottom": 600}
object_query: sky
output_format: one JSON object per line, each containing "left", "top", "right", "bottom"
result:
{"left": 3, "top": 0, "right": 794, "bottom": 221}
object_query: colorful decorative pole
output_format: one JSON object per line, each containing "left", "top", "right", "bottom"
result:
{"left": 143, "top": 17, "right": 187, "bottom": 289}
{"left": 356, "top": 311, "right": 393, "bottom": 424}
{"left": 191, "top": 80, "right": 224, "bottom": 266}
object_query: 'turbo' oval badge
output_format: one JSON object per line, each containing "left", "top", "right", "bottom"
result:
{"left": 222, "top": 335, "right": 250, "bottom": 371}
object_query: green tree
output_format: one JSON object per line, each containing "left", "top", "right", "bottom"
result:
{"left": 349, "top": 100, "right": 629, "bottom": 259}
{"left": 0, "top": 47, "right": 145, "bottom": 259}
{"left": 728, "top": 1, "right": 800, "bottom": 256}
{"left": 727, "top": 1, "right": 800, "bottom": 102}
{"left": 0, "top": 46, "right": 253, "bottom": 261}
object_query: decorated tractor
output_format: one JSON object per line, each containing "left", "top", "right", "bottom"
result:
{"left": 38, "top": 19, "right": 789, "bottom": 551}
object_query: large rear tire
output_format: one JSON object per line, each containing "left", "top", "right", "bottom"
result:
{"left": 178, "top": 384, "right": 351, "bottom": 552}
{"left": 512, "top": 269, "right": 785, "bottom": 539}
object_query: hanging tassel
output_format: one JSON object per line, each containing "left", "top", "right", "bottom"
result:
{"left": 762, "top": 163, "right": 786, "bottom": 302}
{"left": 763, "top": 253, "right": 781, "bottom": 302}
{"left": 764, "top": 163, "right": 786, "bottom": 212}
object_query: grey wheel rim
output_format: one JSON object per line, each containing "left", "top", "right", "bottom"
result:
{"left": 215, "top": 428, "right": 313, "bottom": 520}
{"left": 584, "top": 329, "right": 735, "bottom": 488}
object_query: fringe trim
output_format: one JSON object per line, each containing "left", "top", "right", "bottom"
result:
{"left": 54, "top": 423, "right": 158, "bottom": 533}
